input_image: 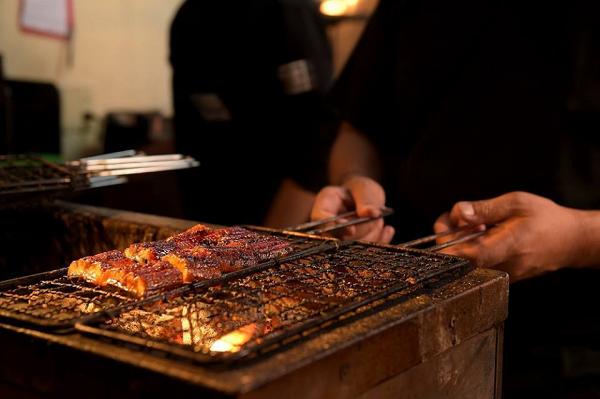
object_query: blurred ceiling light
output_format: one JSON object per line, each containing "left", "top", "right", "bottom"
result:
{"left": 320, "top": 0, "right": 353, "bottom": 16}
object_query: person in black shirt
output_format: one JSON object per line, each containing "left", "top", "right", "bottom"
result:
{"left": 312, "top": 0, "right": 575, "bottom": 242}
{"left": 170, "top": 0, "right": 334, "bottom": 227}
{"left": 310, "top": 0, "right": 600, "bottom": 396}
{"left": 311, "top": 0, "right": 600, "bottom": 276}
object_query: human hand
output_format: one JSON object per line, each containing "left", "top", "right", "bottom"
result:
{"left": 434, "top": 192, "right": 583, "bottom": 282}
{"left": 310, "top": 175, "right": 395, "bottom": 243}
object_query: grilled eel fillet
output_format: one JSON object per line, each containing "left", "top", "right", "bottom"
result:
{"left": 67, "top": 251, "right": 182, "bottom": 297}
{"left": 160, "top": 228, "right": 292, "bottom": 280}
{"left": 126, "top": 226, "right": 292, "bottom": 275}
{"left": 162, "top": 247, "right": 255, "bottom": 282}
{"left": 69, "top": 225, "right": 292, "bottom": 296}
{"left": 124, "top": 224, "right": 212, "bottom": 264}
{"left": 68, "top": 250, "right": 134, "bottom": 285}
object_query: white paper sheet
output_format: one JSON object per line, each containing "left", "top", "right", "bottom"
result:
{"left": 20, "top": 0, "right": 71, "bottom": 39}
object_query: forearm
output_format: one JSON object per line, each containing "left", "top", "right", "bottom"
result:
{"left": 263, "top": 178, "right": 315, "bottom": 228}
{"left": 329, "top": 121, "right": 382, "bottom": 185}
{"left": 571, "top": 210, "right": 600, "bottom": 269}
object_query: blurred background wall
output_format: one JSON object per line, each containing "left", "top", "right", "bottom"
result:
{"left": 0, "top": 0, "right": 183, "bottom": 159}
{"left": 0, "top": 0, "right": 378, "bottom": 160}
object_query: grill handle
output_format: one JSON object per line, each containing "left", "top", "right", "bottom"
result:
{"left": 285, "top": 207, "right": 394, "bottom": 235}
{"left": 398, "top": 225, "right": 487, "bottom": 252}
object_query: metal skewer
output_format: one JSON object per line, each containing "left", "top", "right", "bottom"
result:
{"left": 74, "top": 154, "right": 186, "bottom": 166}
{"left": 81, "top": 159, "right": 198, "bottom": 172}
{"left": 85, "top": 176, "right": 128, "bottom": 189}
{"left": 79, "top": 149, "right": 137, "bottom": 161}
{"left": 88, "top": 162, "right": 200, "bottom": 177}
{"left": 67, "top": 152, "right": 200, "bottom": 179}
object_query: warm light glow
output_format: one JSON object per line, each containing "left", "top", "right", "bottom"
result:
{"left": 209, "top": 324, "right": 258, "bottom": 353}
{"left": 320, "top": 0, "right": 348, "bottom": 16}
{"left": 210, "top": 339, "right": 237, "bottom": 353}
{"left": 320, "top": 0, "right": 360, "bottom": 16}
{"left": 181, "top": 316, "right": 192, "bottom": 345}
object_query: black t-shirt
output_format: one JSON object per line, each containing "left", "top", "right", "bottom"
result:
{"left": 335, "top": 5, "right": 600, "bottom": 395}
{"left": 334, "top": 0, "right": 575, "bottom": 240}
{"left": 170, "top": 0, "right": 335, "bottom": 225}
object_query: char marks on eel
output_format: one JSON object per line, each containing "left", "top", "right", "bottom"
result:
{"left": 68, "top": 225, "right": 292, "bottom": 297}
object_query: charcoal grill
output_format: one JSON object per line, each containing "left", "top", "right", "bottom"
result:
{"left": 0, "top": 210, "right": 472, "bottom": 362}
{"left": 75, "top": 241, "right": 471, "bottom": 364}
{"left": 0, "top": 203, "right": 508, "bottom": 398}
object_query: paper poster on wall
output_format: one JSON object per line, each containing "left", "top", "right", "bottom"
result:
{"left": 20, "top": 0, "right": 73, "bottom": 40}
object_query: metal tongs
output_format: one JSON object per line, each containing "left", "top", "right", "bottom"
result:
{"left": 286, "top": 207, "right": 395, "bottom": 235}
{"left": 287, "top": 207, "right": 485, "bottom": 252}
{"left": 66, "top": 150, "right": 200, "bottom": 189}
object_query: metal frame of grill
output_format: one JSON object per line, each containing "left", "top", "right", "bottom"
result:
{"left": 0, "top": 229, "right": 334, "bottom": 331}
{"left": 0, "top": 268, "right": 146, "bottom": 331}
{"left": 74, "top": 241, "right": 472, "bottom": 365}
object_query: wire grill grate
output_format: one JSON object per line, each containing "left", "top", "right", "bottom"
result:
{"left": 0, "top": 230, "right": 332, "bottom": 330}
{"left": 77, "top": 243, "right": 471, "bottom": 363}
{"left": 0, "top": 270, "right": 140, "bottom": 329}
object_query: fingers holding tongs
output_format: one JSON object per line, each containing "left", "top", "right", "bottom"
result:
{"left": 286, "top": 206, "right": 486, "bottom": 252}
{"left": 286, "top": 207, "right": 395, "bottom": 235}
{"left": 397, "top": 225, "right": 487, "bottom": 252}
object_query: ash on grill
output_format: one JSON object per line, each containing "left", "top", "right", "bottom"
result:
{"left": 78, "top": 243, "right": 470, "bottom": 363}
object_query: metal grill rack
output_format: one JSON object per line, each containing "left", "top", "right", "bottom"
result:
{"left": 0, "top": 269, "right": 140, "bottom": 331}
{"left": 0, "top": 230, "right": 332, "bottom": 331}
{"left": 76, "top": 242, "right": 472, "bottom": 364}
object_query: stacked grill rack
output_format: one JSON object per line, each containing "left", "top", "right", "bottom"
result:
{"left": 0, "top": 152, "right": 199, "bottom": 207}
{"left": 0, "top": 227, "right": 472, "bottom": 364}
{"left": 0, "top": 155, "right": 77, "bottom": 204}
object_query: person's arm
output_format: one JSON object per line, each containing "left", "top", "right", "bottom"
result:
{"left": 310, "top": 122, "right": 395, "bottom": 243}
{"left": 263, "top": 178, "right": 316, "bottom": 228}
{"left": 571, "top": 209, "right": 600, "bottom": 269}
{"left": 329, "top": 121, "right": 382, "bottom": 185}
{"left": 434, "top": 192, "right": 600, "bottom": 282}
{"left": 262, "top": 0, "right": 335, "bottom": 230}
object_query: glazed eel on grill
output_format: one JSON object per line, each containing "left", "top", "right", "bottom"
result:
{"left": 68, "top": 225, "right": 292, "bottom": 297}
